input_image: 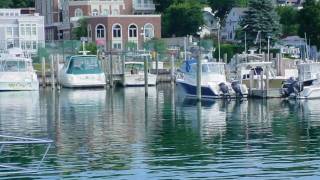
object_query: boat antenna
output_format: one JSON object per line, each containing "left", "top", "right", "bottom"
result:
{"left": 79, "top": 37, "right": 90, "bottom": 55}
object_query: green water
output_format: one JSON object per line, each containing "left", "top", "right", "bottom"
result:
{"left": 0, "top": 84, "right": 320, "bottom": 179}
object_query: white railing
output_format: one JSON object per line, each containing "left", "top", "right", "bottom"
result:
{"left": 0, "top": 135, "right": 53, "bottom": 174}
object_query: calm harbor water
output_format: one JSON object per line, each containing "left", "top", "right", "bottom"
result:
{"left": 1, "top": 84, "right": 320, "bottom": 179}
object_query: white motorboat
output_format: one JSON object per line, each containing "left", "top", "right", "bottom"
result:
{"left": 123, "top": 62, "right": 157, "bottom": 86}
{"left": 0, "top": 48, "right": 39, "bottom": 91}
{"left": 281, "top": 61, "right": 320, "bottom": 99}
{"left": 58, "top": 55, "right": 106, "bottom": 88}
{"left": 176, "top": 59, "right": 248, "bottom": 99}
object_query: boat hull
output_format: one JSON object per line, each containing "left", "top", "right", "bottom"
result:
{"left": 0, "top": 81, "right": 39, "bottom": 91}
{"left": 177, "top": 81, "right": 220, "bottom": 99}
{"left": 123, "top": 74, "right": 157, "bottom": 87}
{"left": 59, "top": 73, "right": 106, "bottom": 88}
{"left": 296, "top": 86, "right": 320, "bottom": 99}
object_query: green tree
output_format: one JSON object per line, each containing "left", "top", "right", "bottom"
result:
{"left": 144, "top": 38, "right": 167, "bottom": 54}
{"left": 298, "top": 0, "right": 320, "bottom": 48}
{"left": 0, "top": 0, "right": 34, "bottom": 8}
{"left": 162, "top": 0, "right": 204, "bottom": 37}
{"left": 239, "top": 0, "right": 281, "bottom": 46}
{"left": 79, "top": 43, "right": 97, "bottom": 55}
{"left": 207, "top": 0, "right": 248, "bottom": 19}
{"left": 72, "top": 18, "right": 88, "bottom": 40}
{"left": 277, "top": 6, "right": 299, "bottom": 37}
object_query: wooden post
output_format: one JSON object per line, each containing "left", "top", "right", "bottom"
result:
{"left": 260, "top": 70, "right": 264, "bottom": 98}
{"left": 276, "top": 53, "right": 280, "bottom": 76}
{"left": 50, "top": 55, "right": 55, "bottom": 89}
{"left": 109, "top": 53, "right": 113, "bottom": 88}
{"left": 235, "top": 54, "right": 239, "bottom": 65}
{"left": 41, "top": 57, "right": 46, "bottom": 87}
{"left": 171, "top": 53, "right": 175, "bottom": 84}
{"left": 144, "top": 55, "right": 148, "bottom": 96}
{"left": 197, "top": 55, "right": 202, "bottom": 100}
{"left": 56, "top": 55, "right": 60, "bottom": 90}
{"left": 224, "top": 53, "right": 228, "bottom": 64}
{"left": 156, "top": 52, "right": 159, "bottom": 77}
{"left": 266, "top": 66, "right": 270, "bottom": 91}
{"left": 249, "top": 69, "right": 254, "bottom": 96}
{"left": 122, "top": 53, "right": 126, "bottom": 86}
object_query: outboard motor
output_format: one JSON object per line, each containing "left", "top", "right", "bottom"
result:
{"left": 219, "top": 82, "right": 230, "bottom": 97}
{"left": 281, "top": 77, "right": 303, "bottom": 97}
{"left": 231, "top": 81, "right": 243, "bottom": 97}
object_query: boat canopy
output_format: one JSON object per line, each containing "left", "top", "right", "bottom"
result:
{"left": 298, "top": 62, "right": 320, "bottom": 82}
{"left": 67, "top": 56, "right": 102, "bottom": 74}
{"left": 0, "top": 58, "right": 31, "bottom": 72}
{"left": 180, "top": 59, "right": 225, "bottom": 75}
{"left": 125, "top": 62, "right": 144, "bottom": 74}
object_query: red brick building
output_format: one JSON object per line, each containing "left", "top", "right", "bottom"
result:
{"left": 69, "top": 0, "right": 161, "bottom": 51}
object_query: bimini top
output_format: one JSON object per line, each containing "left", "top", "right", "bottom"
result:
{"left": 180, "top": 58, "right": 226, "bottom": 75}
{"left": 66, "top": 55, "right": 103, "bottom": 74}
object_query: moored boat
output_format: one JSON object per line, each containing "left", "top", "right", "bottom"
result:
{"left": 123, "top": 61, "right": 157, "bottom": 87}
{"left": 176, "top": 59, "right": 248, "bottom": 99}
{"left": 58, "top": 55, "right": 106, "bottom": 88}
{"left": 0, "top": 48, "right": 39, "bottom": 91}
{"left": 281, "top": 61, "right": 320, "bottom": 99}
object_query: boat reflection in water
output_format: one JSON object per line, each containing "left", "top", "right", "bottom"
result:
{"left": 0, "top": 91, "right": 41, "bottom": 134}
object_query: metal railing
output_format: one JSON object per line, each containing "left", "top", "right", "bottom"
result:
{"left": 0, "top": 135, "right": 53, "bottom": 175}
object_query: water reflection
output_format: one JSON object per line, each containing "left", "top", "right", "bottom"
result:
{"left": 0, "top": 91, "right": 44, "bottom": 135}
{"left": 0, "top": 87, "right": 320, "bottom": 178}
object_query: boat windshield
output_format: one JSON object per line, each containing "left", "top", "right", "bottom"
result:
{"left": 125, "top": 63, "right": 144, "bottom": 74}
{"left": 202, "top": 64, "right": 225, "bottom": 74}
{"left": 0, "top": 60, "right": 27, "bottom": 72}
{"left": 67, "top": 56, "right": 102, "bottom": 74}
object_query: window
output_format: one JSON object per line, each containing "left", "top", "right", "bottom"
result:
{"left": 32, "top": 24, "right": 36, "bottom": 36}
{"left": 26, "top": 24, "right": 31, "bottom": 36}
{"left": 6, "top": 27, "right": 13, "bottom": 37}
{"left": 144, "top": 23, "right": 154, "bottom": 39}
{"left": 113, "top": 43, "right": 121, "bottom": 50}
{"left": 128, "top": 24, "right": 137, "bottom": 38}
{"left": 96, "top": 24, "right": 105, "bottom": 38}
{"left": 102, "top": 9, "right": 109, "bottom": 15}
{"left": 92, "top": 9, "right": 99, "bottom": 16}
{"left": 32, "top": 41, "right": 37, "bottom": 50}
{"left": 112, "top": 9, "right": 119, "bottom": 15}
{"left": 112, "top": 24, "right": 121, "bottom": 38}
{"left": 20, "top": 24, "right": 25, "bottom": 36}
{"left": 75, "top": 8, "right": 83, "bottom": 17}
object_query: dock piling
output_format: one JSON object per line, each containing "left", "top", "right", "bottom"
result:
{"left": 197, "top": 55, "right": 202, "bottom": 100}
{"left": 122, "top": 53, "right": 126, "bottom": 86}
{"left": 109, "top": 53, "right": 113, "bottom": 88}
{"left": 170, "top": 54, "right": 175, "bottom": 84}
{"left": 56, "top": 55, "right": 61, "bottom": 90}
{"left": 249, "top": 69, "right": 254, "bottom": 95}
{"left": 41, "top": 57, "right": 46, "bottom": 88}
{"left": 50, "top": 55, "right": 55, "bottom": 89}
{"left": 144, "top": 55, "right": 148, "bottom": 96}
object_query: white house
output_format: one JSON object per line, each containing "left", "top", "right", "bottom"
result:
{"left": 222, "top": 8, "right": 247, "bottom": 42}
{"left": 0, "top": 9, "right": 45, "bottom": 55}
{"left": 198, "top": 7, "right": 220, "bottom": 38}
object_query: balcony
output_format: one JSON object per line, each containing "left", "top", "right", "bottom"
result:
{"left": 133, "top": 0, "right": 156, "bottom": 14}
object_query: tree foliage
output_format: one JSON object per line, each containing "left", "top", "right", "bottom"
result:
{"left": 72, "top": 18, "right": 88, "bottom": 40}
{"left": 0, "top": 0, "right": 34, "bottom": 8}
{"left": 144, "top": 38, "right": 167, "bottom": 53}
{"left": 277, "top": 6, "right": 299, "bottom": 37}
{"left": 298, "top": 0, "right": 320, "bottom": 48}
{"left": 207, "top": 0, "right": 248, "bottom": 19}
{"left": 239, "top": 0, "right": 281, "bottom": 46}
{"left": 162, "top": 0, "right": 204, "bottom": 37}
